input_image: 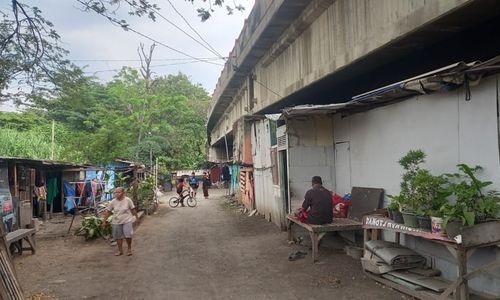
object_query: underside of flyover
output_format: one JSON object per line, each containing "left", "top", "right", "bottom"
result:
{"left": 210, "top": 133, "right": 234, "bottom": 162}
{"left": 253, "top": 0, "right": 500, "bottom": 115}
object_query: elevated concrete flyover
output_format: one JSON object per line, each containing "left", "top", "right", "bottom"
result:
{"left": 207, "top": 0, "right": 500, "bottom": 144}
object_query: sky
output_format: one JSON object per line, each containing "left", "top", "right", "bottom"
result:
{"left": 2, "top": 0, "right": 254, "bottom": 109}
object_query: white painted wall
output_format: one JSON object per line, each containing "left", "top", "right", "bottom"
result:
{"left": 333, "top": 76, "right": 500, "bottom": 296}
{"left": 287, "top": 115, "right": 336, "bottom": 211}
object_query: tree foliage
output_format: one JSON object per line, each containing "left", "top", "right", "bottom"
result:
{"left": 0, "top": 71, "right": 210, "bottom": 170}
{"left": 0, "top": 1, "right": 81, "bottom": 104}
{"left": 1, "top": 1, "right": 221, "bottom": 169}
{"left": 1, "top": 0, "right": 244, "bottom": 104}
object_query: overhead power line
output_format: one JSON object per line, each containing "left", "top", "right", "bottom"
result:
{"left": 165, "top": 0, "right": 225, "bottom": 59}
{"left": 150, "top": 6, "right": 225, "bottom": 60}
{"left": 83, "top": 59, "right": 215, "bottom": 74}
{"left": 124, "top": 27, "right": 224, "bottom": 66}
{"left": 75, "top": 0, "right": 224, "bottom": 67}
{"left": 71, "top": 57, "right": 225, "bottom": 62}
{"left": 254, "top": 77, "right": 282, "bottom": 98}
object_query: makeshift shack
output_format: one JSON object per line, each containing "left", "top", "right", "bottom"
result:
{"left": 0, "top": 157, "right": 87, "bottom": 231}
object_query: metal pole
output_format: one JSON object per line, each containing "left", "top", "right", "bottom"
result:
{"left": 223, "top": 134, "right": 230, "bottom": 162}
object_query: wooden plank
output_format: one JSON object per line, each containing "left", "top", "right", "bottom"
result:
{"left": 365, "top": 271, "right": 448, "bottom": 300}
{"left": 456, "top": 248, "right": 469, "bottom": 300}
{"left": 389, "top": 271, "right": 452, "bottom": 292}
{"left": 286, "top": 214, "right": 362, "bottom": 233}
{"left": 363, "top": 216, "right": 456, "bottom": 244}
{"left": 348, "top": 187, "right": 384, "bottom": 221}
{"left": 382, "top": 274, "right": 425, "bottom": 290}
{"left": 6, "top": 229, "right": 35, "bottom": 243}
{"left": 408, "top": 268, "right": 442, "bottom": 277}
{"left": 0, "top": 220, "right": 24, "bottom": 299}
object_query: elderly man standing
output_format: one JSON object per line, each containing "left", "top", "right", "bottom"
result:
{"left": 301, "top": 176, "right": 333, "bottom": 225}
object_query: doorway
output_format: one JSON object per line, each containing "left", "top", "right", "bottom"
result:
{"left": 278, "top": 150, "right": 289, "bottom": 213}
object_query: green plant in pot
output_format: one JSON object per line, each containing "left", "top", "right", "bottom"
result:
{"left": 442, "top": 164, "right": 500, "bottom": 238}
{"left": 392, "top": 150, "right": 427, "bottom": 228}
{"left": 387, "top": 195, "right": 404, "bottom": 224}
{"left": 391, "top": 150, "right": 450, "bottom": 229}
{"left": 413, "top": 170, "right": 450, "bottom": 231}
{"left": 476, "top": 190, "right": 500, "bottom": 222}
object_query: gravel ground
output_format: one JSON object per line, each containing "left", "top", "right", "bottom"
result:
{"left": 15, "top": 189, "right": 405, "bottom": 300}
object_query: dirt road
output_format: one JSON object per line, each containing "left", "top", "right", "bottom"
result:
{"left": 15, "top": 189, "right": 404, "bottom": 299}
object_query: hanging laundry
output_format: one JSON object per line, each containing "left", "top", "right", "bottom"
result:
{"left": 63, "top": 181, "right": 76, "bottom": 213}
{"left": 47, "top": 177, "right": 59, "bottom": 206}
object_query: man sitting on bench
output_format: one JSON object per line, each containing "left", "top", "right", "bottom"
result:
{"left": 301, "top": 176, "right": 333, "bottom": 225}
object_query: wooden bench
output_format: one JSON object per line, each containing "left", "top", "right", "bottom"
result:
{"left": 287, "top": 187, "right": 384, "bottom": 262}
{"left": 6, "top": 228, "right": 36, "bottom": 255}
{"left": 287, "top": 215, "right": 362, "bottom": 262}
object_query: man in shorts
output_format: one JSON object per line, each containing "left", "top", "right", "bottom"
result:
{"left": 189, "top": 172, "right": 199, "bottom": 198}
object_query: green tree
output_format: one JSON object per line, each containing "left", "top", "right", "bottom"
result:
{"left": 1, "top": 1, "right": 245, "bottom": 105}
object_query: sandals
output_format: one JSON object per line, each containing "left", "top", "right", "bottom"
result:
{"left": 288, "top": 250, "right": 307, "bottom": 261}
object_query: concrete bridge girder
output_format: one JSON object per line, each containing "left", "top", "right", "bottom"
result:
{"left": 208, "top": 0, "right": 500, "bottom": 145}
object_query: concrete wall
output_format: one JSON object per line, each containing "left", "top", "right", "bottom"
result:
{"left": 209, "top": 0, "right": 471, "bottom": 144}
{"left": 332, "top": 76, "right": 500, "bottom": 297}
{"left": 211, "top": 83, "right": 248, "bottom": 144}
{"left": 287, "top": 115, "right": 335, "bottom": 211}
{"left": 255, "top": 0, "right": 470, "bottom": 110}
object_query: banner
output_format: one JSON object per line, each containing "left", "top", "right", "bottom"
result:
{"left": 362, "top": 215, "right": 453, "bottom": 242}
{"left": 0, "top": 163, "right": 16, "bottom": 232}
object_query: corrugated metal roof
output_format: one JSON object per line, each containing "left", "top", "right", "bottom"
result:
{"left": 282, "top": 56, "right": 500, "bottom": 118}
{"left": 0, "top": 157, "right": 88, "bottom": 168}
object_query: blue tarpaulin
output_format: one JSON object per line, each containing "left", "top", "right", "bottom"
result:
{"left": 63, "top": 180, "right": 76, "bottom": 212}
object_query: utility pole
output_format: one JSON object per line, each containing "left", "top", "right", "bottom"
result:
{"left": 51, "top": 120, "right": 55, "bottom": 160}
{"left": 155, "top": 157, "right": 158, "bottom": 188}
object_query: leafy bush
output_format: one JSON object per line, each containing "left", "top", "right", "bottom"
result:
{"left": 131, "top": 176, "right": 155, "bottom": 210}
{"left": 75, "top": 216, "right": 112, "bottom": 240}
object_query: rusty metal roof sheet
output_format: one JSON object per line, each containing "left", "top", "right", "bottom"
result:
{"left": 282, "top": 57, "right": 500, "bottom": 118}
{"left": 0, "top": 157, "right": 89, "bottom": 168}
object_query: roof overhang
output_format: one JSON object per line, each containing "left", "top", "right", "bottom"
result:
{"left": 0, "top": 157, "right": 89, "bottom": 168}
{"left": 282, "top": 56, "right": 500, "bottom": 118}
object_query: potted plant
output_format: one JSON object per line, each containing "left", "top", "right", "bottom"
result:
{"left": 391, "top": 150, "right": 427, "bottom": 228}
{"left": 391, "top": 150, "right": 451, "bottom": 229}
{"left": 476, "top": 190, "right": 500, "bottom": 222}
{"left": 442, "top": 164, "right": 500, "bottom": 238}
{"left": 387, "top": 195, "right": 404, "bottom": 224}
{"left": 413, "top": 170, "right": 449, "bottom": 231}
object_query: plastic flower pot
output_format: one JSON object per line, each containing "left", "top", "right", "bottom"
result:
{"left": 392, "top": 209, "right": 405, "bottom": 224}
{"left": 401, "top": 211, "right": 419, "bottom": 228}
{"left": 417, "top": 215, "right": 432, "bottom": 232}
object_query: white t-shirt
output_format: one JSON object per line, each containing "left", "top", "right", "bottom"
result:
{"left": 106, "top": 197, "right": 135, "bottom": 224}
